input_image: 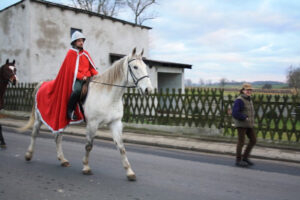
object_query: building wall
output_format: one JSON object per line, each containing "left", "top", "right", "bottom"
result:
{"left": 147, "top": 66, "right": 185, "bottom": 90}
{"left": 157, "top": 72, "right": 183, "bottom": 91}
{"left": 147, "top": 66, "right": 158, "bottom": 89}
{"left": 0, "top": 0, "right": 31, "bottom": 81}
{"left": 28, "top": 0, "right": 149, "bottom": 82}
{"left": 156, "top": 66, "right": 185, "bottom": 90}
{"left": 0, "top": 0, "right": 189, "bottom": 90}
{"left": 0, "top": 0, "right": 149, "bottom": 82}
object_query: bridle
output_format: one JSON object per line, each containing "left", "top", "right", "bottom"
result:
{"left": 0, "top": 65, "right": 17, "bottom": 84}
{"left": 91, "top": 58, "right": 149, "bottom": 89}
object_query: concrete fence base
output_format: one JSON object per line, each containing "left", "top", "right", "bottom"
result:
{"left": 123, "top": 122, "right": 222, "bottom": 136}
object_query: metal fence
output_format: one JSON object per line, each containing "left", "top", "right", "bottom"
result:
{"left": 4, "top": 83, "right": 300, "bottom": 142}
{"left": 4, "top": 83, "right": 36, "bottom": 111}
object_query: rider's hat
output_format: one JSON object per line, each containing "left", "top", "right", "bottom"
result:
{"left": 70, "top": 31, "right": 86, "bottom": 45}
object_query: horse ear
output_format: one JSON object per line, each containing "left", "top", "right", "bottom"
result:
{"left": 6, "top": 59, "right": 9, "bottom": 64}
{"left": 140, "top": 48, "right": 144, "bottom": 57}
{"left": 12, "top": 60, "right": 15, "bottom": 65}
{"left": 132, "top": 47, "right": 136, "bottom": 57}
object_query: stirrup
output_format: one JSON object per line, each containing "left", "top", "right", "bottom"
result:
{"left": 70, "top": 112, "right": 78, "bottom": 121}
{"left": 67, "top": 111, "right": 77, "bottom": 120}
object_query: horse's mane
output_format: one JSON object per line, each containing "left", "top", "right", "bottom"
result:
{"left": 94, "top": 56, "right": 127, "bottom": 90}
{"left": 0, "top": 63, "right": 5, "bottom": 71}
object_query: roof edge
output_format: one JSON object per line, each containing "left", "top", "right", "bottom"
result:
{"left": 110, "top": 53, "right": 192, "bottom": 69}
{"left": 0, "top": 0, "right": 25, "bottom": 12}
{"left": 31, "top": 0, "right": 152, "bottom": 30}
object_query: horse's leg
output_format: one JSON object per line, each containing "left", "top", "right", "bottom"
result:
{"left": 0, "top": 125, "right": 6, "bottom": 148}
{"left": 110, "top": 120, "right": 136, "bottom": 181}
{"left": 82, "top": 120, "right": 98, "bottom": 175}
{"left": 25, "top": 116, "right": 42, "bottom": 161}
{"left": 55, "top": 134, "right": 70, "bottom": 167}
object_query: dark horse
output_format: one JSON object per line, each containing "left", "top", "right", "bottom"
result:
{"left": 0, "top": 59, "right": 17, "bottom": 148}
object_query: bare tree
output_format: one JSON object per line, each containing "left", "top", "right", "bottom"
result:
{"left": 206, "top": 80, "right": 212, "bottom": 86}
{"left": 185, "top": 79, "right": 193, "bottom": 87}
{"left": 98, "top": 0, "right": 126, "bottom": 16}
{"left": 287, "top": 65, "right": 300, "bottom": 94}
{"left": 69, "top": 0, "right": 157, "bottom": 24}
{"left": 262, "top": 83, "right": 272, "bottom": 89}
{"left": 71, "top": 0, "right": 94, "bottom": 11}
{"left": 71, "top": 0, "right": 125, "bottom": 17}
{"left": 126, "top": 0, "right": 157, "bottom": 25}
{"left": 198, "top": 78, "right": 205, "bottom": 86}
{"left": 219, "top": 78, "right": 227, "bottom": 88}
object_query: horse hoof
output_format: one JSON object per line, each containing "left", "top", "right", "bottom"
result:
{"left": 61, "top": 162, "right": 71, "bottom": 167}
{"left": 0, "top": 144, "right": 6, "bottom": 149}
{"left": 127, "top": 174, "right": 136, "bottom": 181}
{"left": 82, "top": 169, "right": 93, "bottom": 175}
{"left": 25, "top": 153, "right": 32, "bottom": 161}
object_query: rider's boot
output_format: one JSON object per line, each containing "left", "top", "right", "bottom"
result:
{"left": 67, "top": 92, "right": 79, "bottom": 120}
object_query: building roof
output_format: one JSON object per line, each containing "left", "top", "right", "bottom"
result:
{"left": 0, "top": 0, "right": 152, "bottom": 30}
{"left": 110, "top": 53, "right": 192, "bottom": 69}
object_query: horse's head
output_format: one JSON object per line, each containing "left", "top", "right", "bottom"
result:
{"left": 127, "top": 48, "right": 153, "bottom": 95}
{"left": 1, "top": 59, "right": 18, "bottom": 85}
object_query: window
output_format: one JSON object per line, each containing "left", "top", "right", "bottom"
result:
{"left": 70, "top": 28, "right": 82, "bottom": 37}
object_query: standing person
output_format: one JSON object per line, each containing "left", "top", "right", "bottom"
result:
{"left": 232, "top": 83, "right": 256, "bottom": 167}
{"left": 36, "top": 31, "right": 98, "bottom": 133}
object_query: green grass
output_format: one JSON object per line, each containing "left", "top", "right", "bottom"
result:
{"left": 225, "top": 118, "right": 300, "bottom": 142}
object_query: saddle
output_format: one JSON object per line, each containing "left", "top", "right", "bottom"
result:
{"left": 80, "top": 77, "right": 91, "bottom": 104}
{"left": 78, "top": 77, "right": 91, "bottom": 122}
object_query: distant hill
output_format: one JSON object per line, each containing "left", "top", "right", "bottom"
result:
{"left": 186, "top": 80, "right": 288, "bottom": 89}
{"left": 251, "top": 81, "right": 286, "bottom": 86}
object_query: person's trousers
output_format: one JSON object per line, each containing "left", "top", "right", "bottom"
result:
{"left": 236, "top": 127, "right": 256, "bottom": 161}
{"left": 67, "top": 79, "right": 84, "bottom": 115}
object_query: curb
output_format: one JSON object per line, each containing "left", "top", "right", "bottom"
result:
{"left": 2, "top": 110, "right": 300, "bottom": 151}
{"left": 2, "top": 121, "right": 300, "bottom": 164}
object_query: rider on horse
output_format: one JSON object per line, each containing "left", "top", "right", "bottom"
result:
{"left": 35, "top": 31, "right": 98, "bottom": 133}
{"left": 67, "top": 31, "right": 98, "bottom": 120}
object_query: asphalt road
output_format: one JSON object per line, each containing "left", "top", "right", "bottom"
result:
{"left": 0, "top": 127, "right": 300, "bottom": 200}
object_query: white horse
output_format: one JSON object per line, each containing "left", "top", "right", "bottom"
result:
{"left": 21, "top": 48, "right": 153, "bottom": 181}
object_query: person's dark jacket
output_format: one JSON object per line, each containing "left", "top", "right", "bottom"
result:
{"left": 232, "top": 94, "right": 255, "bottom": 128}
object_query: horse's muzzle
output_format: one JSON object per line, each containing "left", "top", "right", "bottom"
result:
{"left": 10, "top": 76, "right": 17, "bottom": 85}
{"left": 144, "top": 87, "right": 153, "bottom": 95}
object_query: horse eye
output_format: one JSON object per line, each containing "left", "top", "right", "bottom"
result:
{"left": 134, "top": 66, "right": 138, "bottom": 70}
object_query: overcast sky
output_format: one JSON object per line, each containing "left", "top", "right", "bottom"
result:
{"left": 1, "top": 0, "right": 300, "bottom": 83}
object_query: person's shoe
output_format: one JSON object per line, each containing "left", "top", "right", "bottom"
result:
{"left": 235, "top": 160, "right": 248, "bottom": 167}
{"left": 242, "top": 158, "right": 254, "bottom": 166}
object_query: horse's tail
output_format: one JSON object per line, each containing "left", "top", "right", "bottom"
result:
{"left": 18, "top": 82, "right": 43, "bottom": 132}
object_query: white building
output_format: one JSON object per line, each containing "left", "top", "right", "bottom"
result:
{"left": 111, "top": 53, "right": 191, "bottom": 91}
{"left": 0, "top": 0, "right": 191, "bottom": 90}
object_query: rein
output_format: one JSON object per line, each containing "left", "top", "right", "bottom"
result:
{"left": 91, "top": 58, "right": 149, "bottom": 89}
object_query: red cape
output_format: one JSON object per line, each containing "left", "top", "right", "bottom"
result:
{"left": 36, "top": 48, "right": 97, "bottom": 133}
